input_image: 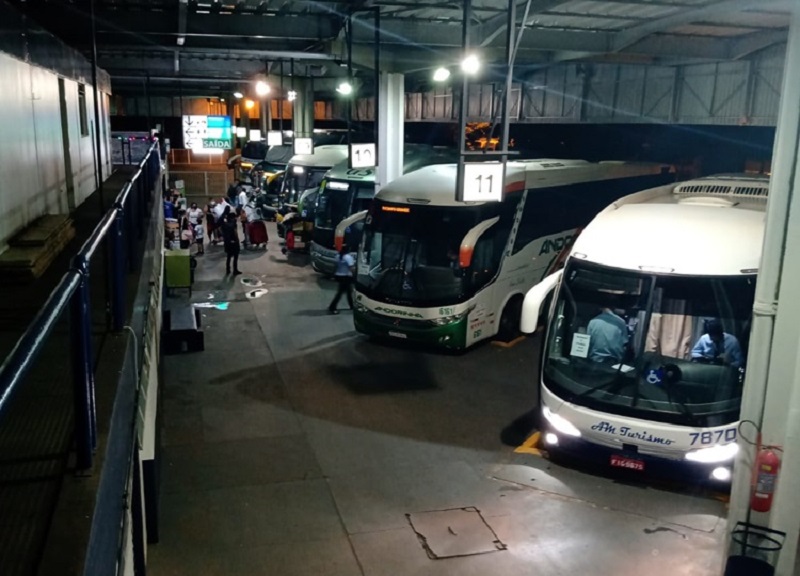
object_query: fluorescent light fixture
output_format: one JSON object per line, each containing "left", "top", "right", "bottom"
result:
{"left": 287, "top": 90, "right": 297, "bottom": 102}
{"left": 542, "top": 406, "right": 581, "bottom": 437}
{"left": 176, "top": 36, "right": 185, "bottom": 46}
{"left": 233, "top": 91, "right": 244, "bottom": 99}
{"left": 461, "top": 54, "right": 480, "bottom": 75}
{"left": 685, "top": 442, "right": 739, "bottom": 463}
{"left": 433, "top": 67, "right": 451, "bottom": 82}
{"left": 250, "top": 129, "right": 262, "bottom": 141}
{"left": 336, "top": 81, "right": 353, "bottom": 96}
{"left": 255, "top": 80, "right": 270, "bottom": 96}
{"left": 193, "top": 148, "right": 225, "bottom": 155}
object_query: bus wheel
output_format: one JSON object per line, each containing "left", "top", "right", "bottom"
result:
{"left": 498, "top": 296, "right": 523, "bottom": 342}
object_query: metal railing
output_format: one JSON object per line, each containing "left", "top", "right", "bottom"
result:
{"left": 0, "top": 140, "right": 162, "bottom": 471}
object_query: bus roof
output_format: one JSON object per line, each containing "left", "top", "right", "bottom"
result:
{"left": 287, "top": 144, "right": 349, "bottom": 168}
{"left": 571, "top": 174, "right": 769, "bottom": 276}
{"left": 374, "top": 159, "right": 671, "bottom": 207}
{"left": 323, "top": 144, "right": 458, "bottom": 183}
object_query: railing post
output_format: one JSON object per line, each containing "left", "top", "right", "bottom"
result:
{"left": 70, "top": 258, "right": 96, "bottom": 469}
{"left": 111, "top": 205, "right": 127, "bottom": 331}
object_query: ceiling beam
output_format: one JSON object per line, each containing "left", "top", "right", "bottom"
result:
{"left": 728, "top": 28, "right": 788, "bottom": 59}
{"left": 478, "top": 0, "right": 567, "bottom": 47}
{"left": 612, "top": 0, "right": 785, "bottom": 52}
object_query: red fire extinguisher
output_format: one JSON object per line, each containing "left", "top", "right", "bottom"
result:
{"left": 751, "top": 444, "right": 781, "bottom": 513}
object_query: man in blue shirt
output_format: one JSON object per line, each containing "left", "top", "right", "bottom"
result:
{"left": 691, "top": 319, "right": 743, "bottom": 368}
{"left": 587, "top": 307, "right": 628, "bottom": 363}
{"left": 328, "top": 245, "right": 355, "bottom": 314}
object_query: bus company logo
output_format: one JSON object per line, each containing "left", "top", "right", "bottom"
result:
{"left": 374, "top": 306, "right": 424, "bottom": 319}
{"left": 591, "top": 421, "right": 675, "bottom": 446}
{"left": 539, "top": 234, "right": 575, "bottom": 256}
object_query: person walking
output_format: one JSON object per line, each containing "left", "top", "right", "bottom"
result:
{"left": 221, "top": 212, "right": 242, "bottom": 276}
{"left": 328, "top": 246, "right": 355, "bottom": 314}
{"left": 194, "top": 216, "right": 205, "bottom": 255}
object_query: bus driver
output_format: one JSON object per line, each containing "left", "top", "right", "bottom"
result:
{"left": 587, "top": 305, "right": 629, "bottom": 364}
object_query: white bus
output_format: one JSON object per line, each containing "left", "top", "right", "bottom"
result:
{"left": 520, "top": 174, "right": 769, "bottom": 484}
{"left": 281, "top": 144, "right": 349, "bottom": 206}
{"left": 311, "top": 144, "right": 458, "bottom": 275}
{"left": 348, "top": 159, "right": 674, "bottom": 350}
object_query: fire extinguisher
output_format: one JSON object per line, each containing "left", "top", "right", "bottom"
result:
{"left": 751, "top": 445, "right": 781, "bottom": 513}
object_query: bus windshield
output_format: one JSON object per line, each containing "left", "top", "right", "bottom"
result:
{"left": 283, "top": 166, "right": 329, "bottom": 204}
{"left": 357, "top": 202, "right": 481, "bottom": 306}
{"left": 315, "top": 180, "right": 375, "bottom": 230}
{"left": 543, "top": 260, "right": 756, "bottom": 427}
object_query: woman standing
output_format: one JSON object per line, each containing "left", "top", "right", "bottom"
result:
{"left": 220, "top": 212, "right": 242, "bottom": 276}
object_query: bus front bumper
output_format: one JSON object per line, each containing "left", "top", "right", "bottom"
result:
{"left": 540, "top": 425, "right": 734, "bottom": 487}
{"left": 353, "top": 308, "right": 468, "bottom": 350}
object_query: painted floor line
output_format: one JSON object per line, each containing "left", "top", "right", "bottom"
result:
{"left": 491, "top": 335, "right": 526, "bottom": 349}
{"left": 514, "top": 431, "right": 543, "bottom": 456}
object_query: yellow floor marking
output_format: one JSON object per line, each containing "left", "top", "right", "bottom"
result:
{"left": 514, "top": 431, "right": 543, "bottom": 456}
{"left": 491, "top": 335, "right": 527, "bottom": 348}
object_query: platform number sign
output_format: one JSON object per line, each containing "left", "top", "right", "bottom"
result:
{"left": 294, "top": 137, "right": 313, "bottom": 155}
{"left": 350, "top": 143, "right": 376, "bottom": 169}
{"left": 462, "top": 162, "right": 504, "bottom": 202}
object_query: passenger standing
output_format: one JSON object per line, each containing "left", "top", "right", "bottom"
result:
{"left": 221, "top": 212, "right": 242, "bottom": 276}
{"left": 328, "top": 246, "right": 355, "bottom": 315}
{"left": 194, "top": 217, "right": 205, "bottom": 255}
{"left": 187, "top": 202, "right": 203, "bottom": 226}
{"left": 179, "top": 219, "right": 194, "bottom": 250}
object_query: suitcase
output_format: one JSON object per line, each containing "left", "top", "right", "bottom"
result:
{"left": 247, "top": 220, "right": 269, "bottom": 247}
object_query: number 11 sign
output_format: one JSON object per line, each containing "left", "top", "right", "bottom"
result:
{"left": 462, "top": 162, "right": 505, "bottom": 202}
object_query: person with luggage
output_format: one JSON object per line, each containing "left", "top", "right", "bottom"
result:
{"left": 328, "top": 245, "right": 355, "bottom": 315}
{"left": 221, "top": 212, "right": 242, "bottom": 276}
{"left": 194, "top": 216, "right": 205, "bottom": 255}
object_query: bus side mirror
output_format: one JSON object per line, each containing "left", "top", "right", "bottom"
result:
{"left": 520, "top": 271, "right": 562, "bottom": 334}
{"left": 458, "top": 216, "right": 499, "bottom": 268}
{"left": 335, "top": 210, "right": 368, "bottom": 252}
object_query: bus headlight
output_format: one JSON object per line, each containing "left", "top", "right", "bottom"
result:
{"left": 542, "top": 406, "right": 581, "bottom": 438}
{"left": 430, "top": 311, "right": 468, "bottom": 326}
{"left": 685, "top": 442, "right": 739, "bottom": 463}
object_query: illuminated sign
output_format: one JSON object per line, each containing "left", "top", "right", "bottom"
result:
{"left": 381, "top": 205, "right": 410, "bottom": 213}
{"left": 182, "top": 115, "right": 232, "bottom": 151}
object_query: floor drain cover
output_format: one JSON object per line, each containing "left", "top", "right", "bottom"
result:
{"left": 406, "top": 507, "right": 506, "bottom": 559}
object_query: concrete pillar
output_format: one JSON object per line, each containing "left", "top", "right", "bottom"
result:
{"left": 728, "top": 4, "right": 800, "bottom": 575}
{"left": 377, "top": 72, "right": 404, "bottom": 189}
{"left": 260, "top": 98, "right": 271, "bottom": 136}
{"left": 292, "top": 78, "right": 314, "bottom": 137}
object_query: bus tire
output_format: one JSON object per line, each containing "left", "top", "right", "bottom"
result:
{"left": 498, "top": 296, "right": 524, "bottom": 342}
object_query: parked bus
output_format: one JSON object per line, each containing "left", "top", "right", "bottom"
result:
{"left": 311, "top": 144, "right": 458, "bottom": 275}
{"left": 520, "top": 174, "right": 769, "bottom": 484}
{"left": 347, "top": 159, "right": 674, "bottom": 350}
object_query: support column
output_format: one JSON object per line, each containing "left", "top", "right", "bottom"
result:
{"left": 728, "top": 4, "right": 800, "bottom": 575}
{"left": 292, "top": 78, "right": 315, "bottom": 137}
{"left": 259, "top": 98, "right": 271, "bottom": 137}
{"left": 377, "top": 72, "right": 404, "bottom": 189}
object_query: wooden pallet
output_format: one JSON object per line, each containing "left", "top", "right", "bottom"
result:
{"left": 0, "top": 215, "right": 75, "bottom": 282}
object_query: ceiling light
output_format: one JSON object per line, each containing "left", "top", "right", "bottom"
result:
{"left": 176, "top": 36, "right": 185, "bottom": 46}
{"left": 336, "top": 81, "right": 353, "bottom": 96}
{"left": 255, "top": 80, "right": 270, "bottom": 96}
{"left": 287, "top": 90, "right": 297, "bottom": 102}
{"left": 233, "top": 91, "right": 243, "bottom": 99}
{"left": 433, "top": 67, "right": 451, "bottom": 82}
{"left": 245, "top": 99, "right": 255, "bottom": 110}
{"left": 461, "top": 54, "right": 480, "bottom": 75}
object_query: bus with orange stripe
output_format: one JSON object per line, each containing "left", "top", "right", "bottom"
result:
{"left": 345, "top": 159, "right": 674, "bottom": 350}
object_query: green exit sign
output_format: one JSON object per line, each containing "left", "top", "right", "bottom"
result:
{"left": 202, "top": 138, "right": 232, "bottom": 149}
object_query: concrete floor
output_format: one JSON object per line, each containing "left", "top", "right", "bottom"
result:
{"left": 149, "top": 222, "right": 729, "bottom": 576}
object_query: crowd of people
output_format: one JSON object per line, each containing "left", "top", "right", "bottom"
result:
{"left": 163, "top": 181, "right": 262, "bottom": 277}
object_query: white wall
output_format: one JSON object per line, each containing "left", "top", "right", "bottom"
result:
{"left": 0, "top": 51, "right": 111, "bottom": 249}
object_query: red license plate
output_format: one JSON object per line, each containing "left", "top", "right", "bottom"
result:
{"left": 610, "top": 455, "right": 645, "bottom": 471}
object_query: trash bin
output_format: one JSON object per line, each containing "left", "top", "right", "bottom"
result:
{"left": 724, "top": 522, "right": 785, "bottom": 576}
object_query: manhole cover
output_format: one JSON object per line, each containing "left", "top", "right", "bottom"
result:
{"left": 407, "top": 507, "right": 506, "bottom": 559}
{"left": 246, "top": 288, "right": 269, "bottom": 299}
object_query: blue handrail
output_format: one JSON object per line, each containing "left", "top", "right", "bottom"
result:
{"left": 0, "top": 140, "right": 161, "bottom": 470}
